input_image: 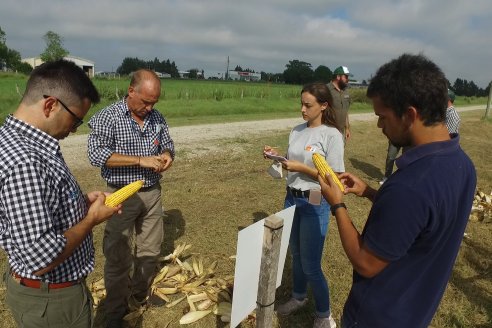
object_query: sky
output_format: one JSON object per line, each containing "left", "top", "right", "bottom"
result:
{"left": 1, "top": 0, "right": 491, "bottom": 87}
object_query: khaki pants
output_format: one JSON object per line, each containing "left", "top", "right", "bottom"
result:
{"left": 5, "top": 271, "right": 92, "bottom": 328}
{"left": 103, "top": 184, "right": 164, "bottom": 319}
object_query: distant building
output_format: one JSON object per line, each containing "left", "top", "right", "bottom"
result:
{"left": 21, "top": 55, "right": 95, "bottom": 77}
{"left": 228, "top": 70, "right": 261, "bottom": 82}
{"left": 95, "top": 71, "right": 121, "bottom": 79}
{"left": 155, "top": 71, "right": 171, "bottom": 78}
{"left": 348, "top": 80, "right": 367, "bottom": 88}
{"left": 178, "top": 70, "right": 203, "bottom": 79}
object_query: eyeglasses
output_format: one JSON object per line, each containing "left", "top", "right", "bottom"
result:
{"left": 43, "top": 95, "right": 84, "bottom": 129}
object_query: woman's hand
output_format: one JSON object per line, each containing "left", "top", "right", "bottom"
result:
{"left": 263, "top": 145, "right": 279, "bottom": 158}
{"left": 281, "top": 159, "right": 302, "bottom": 172}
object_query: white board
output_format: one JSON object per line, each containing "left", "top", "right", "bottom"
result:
{"left": 230, "top": 205, "right": 295, "bottom": 327}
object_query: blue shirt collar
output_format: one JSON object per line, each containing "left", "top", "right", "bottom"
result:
{"left": 396, "top": 134, "right": 460, "bottom": 170}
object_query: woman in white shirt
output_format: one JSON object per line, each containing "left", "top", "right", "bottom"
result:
{"left": 264, "top": 82, "right": 344, "bottom": 328}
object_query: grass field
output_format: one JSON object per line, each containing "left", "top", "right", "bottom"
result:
{"left": 0, "top": 72, "right": 489, "bottom": 130}
{"left": 0, "top": 105, "right": 490, "bottom": 327}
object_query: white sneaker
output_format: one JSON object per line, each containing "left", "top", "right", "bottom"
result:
{"left": 276, "top": 297, "right": 308, "bottom": 316}
{"left": 313, "top": 315, "right": 337, "bottom": 328}
{"left": 379, "top": 177, "right": 388, "bottom": 185}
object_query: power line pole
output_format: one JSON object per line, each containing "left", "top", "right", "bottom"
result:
{"left": 225, "top": 56, "right": 229, "bottom": 80}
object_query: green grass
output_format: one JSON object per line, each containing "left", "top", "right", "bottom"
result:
{"left": 2, "top": 73, "right": 488, "bottom": 129}
{"left": 0, "top": 74, "right": 372, "bottom": 129}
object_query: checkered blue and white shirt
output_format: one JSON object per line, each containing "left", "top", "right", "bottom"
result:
{"left": 0, "top": 115, "right": 94, "bottom": 282}
{"left": 87, "top": 97, "right": 175, "bottom": 188}
{"left": 445, "top": 105, "right": 460, "bottom": 134}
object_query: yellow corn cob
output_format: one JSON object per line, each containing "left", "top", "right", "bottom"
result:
{"left": 312, "top": 153, "right": 345, "bottom": 192}
{"left": 105, "top": 180, "right": 144, "bottom": 207}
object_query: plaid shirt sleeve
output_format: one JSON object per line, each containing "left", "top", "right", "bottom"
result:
{"left": 1, "top": 161, "right": 67, "bottom": 273}
{"left": 87, "top": 108, "right": 117, "bottom": 167}
{"left": 158, "top": 117, "right": 175, "bottom": 159}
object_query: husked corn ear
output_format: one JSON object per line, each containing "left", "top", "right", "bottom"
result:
{"left": 312, "top": 153, "right": 344, "bottom": 192}
{"left": 105, "top": 180, "right": 144, "bottom": 207}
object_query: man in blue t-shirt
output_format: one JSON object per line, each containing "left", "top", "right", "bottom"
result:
{"left": 317, "top": 53, "right": 476, "bottom": 328}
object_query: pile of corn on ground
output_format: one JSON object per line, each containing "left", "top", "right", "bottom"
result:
{"left": 89, "top": 243, "right": 234, "bottom": 326}
{"left": 469, "top": 189, "right": 492, "bottom": 223}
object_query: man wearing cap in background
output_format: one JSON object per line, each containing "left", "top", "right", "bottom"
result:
{"left": 328, "top": 66, "right": 352, "bottom": 143}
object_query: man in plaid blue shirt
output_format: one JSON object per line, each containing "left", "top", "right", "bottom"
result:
{"left": 0, "top": 60, "right": 120, "bottom": 327}
{"left": 446, "top": 88, "right": 460, "bottom": 134}
{"left": 88, "top": 69, "right": 174, "bottom": 328}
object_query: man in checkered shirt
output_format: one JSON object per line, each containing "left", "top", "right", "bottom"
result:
{"left": 0, "top": 60, "right": 120, "bottom": 327}
{"left": 87, "top": 69, "right": 175, "bottom": 328}
{"left": 446, "top": 88, "right": 460, "bottom": 134}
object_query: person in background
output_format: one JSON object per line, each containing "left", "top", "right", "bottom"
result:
{"left": 379, "top": 141, "right": 400, "bottom": 185}
{"left": 0, "top": 59, "right": 119, "bottom": 328}
{"left": 87, "top": 69, "right": 175, "bottom": 328}
{"left": 379, "top": 87, "right": 461, "bottom": 185}
{"left": 265, "top": 82, "right": 344, "bottom": 328}
{"left": 318, "top": 53, "right": 476, "bottom": 328}
{"left": 446, "top": 88, "right": 460, "bottom": 134}
{"left": 328, "top": 66, "right": 352, "bottom": 143}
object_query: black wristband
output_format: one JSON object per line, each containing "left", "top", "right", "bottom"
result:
{"left": 331, "top": 202, "right": 347, "bottom": 216}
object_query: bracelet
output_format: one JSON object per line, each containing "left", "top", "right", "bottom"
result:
{"left": 331, "top": 202, "right": 347, "bottom": 216}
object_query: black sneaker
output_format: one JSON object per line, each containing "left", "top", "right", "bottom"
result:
{"left": 146, "top": 293, "right": 166, "bottom": 307}
{"left": 106, "top": 317, "right": 124, "bottom": 328}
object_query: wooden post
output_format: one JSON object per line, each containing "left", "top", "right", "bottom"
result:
{"left": 256, "top": 214, "right": 284, "bottom": 328}
{"left": 484, "top": 81, "right": 492, "bottom": 119}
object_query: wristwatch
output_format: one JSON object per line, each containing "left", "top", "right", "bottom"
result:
{"left": 331, "top": 203, "right": 347, "bottom": 216}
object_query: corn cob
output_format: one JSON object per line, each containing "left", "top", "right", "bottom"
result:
{"left": 179, "top": 310, "right": 212, "bottom": 324}
{"left": 105, "top": 180, "right": 144, "bottom": 207}
{"left": 312, "top": 153, "right": 344, "bottom": 192}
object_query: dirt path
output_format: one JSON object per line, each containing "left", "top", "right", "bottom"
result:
{"left": 60, "top": 105, "right": 484, "bottom": 169}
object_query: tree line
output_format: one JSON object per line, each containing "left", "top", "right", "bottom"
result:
{"left": 0, "top": 27, "right": 32, "bottom": 74}
{"left": 1, "top": 27, "right": 490, "bottom": 97}
{"left": 117, "top": 57, "right": 180, "bottom": 77}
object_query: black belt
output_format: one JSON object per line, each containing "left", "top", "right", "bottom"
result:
{"left": 288, "top": 187, "right": 310, "bottom": 198}
{"left": 107, "top": 183, "right": 156, "bottom": 192}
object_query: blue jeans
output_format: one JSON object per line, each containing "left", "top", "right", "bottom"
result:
{"left": 384, "top": 141, "right": 400, "bottom": 178}
{"left": 284, "top": 189, "right": 331, "bottom": 317}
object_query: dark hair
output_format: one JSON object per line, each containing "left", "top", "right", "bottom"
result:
{"left": 366, "top": 53, "right": 448, "bottom": 125}
{"left": 301, "top": 82, "right": 338, "bottom": 130}
{"left": 22, "top": 59, "right": 100, "bottom": 106}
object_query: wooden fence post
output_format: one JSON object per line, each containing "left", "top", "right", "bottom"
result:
{"left": 484, "top": 81, "right": 492, "bottom": 119}
{"left": 256, "top": 214, "right": 284, "bottom": 327}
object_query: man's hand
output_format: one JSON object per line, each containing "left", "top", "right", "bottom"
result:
{"left": 85, "top": 192, "right": 121, "bottom": 226}
{"left": 157, "top": 151, "right": 173, "bottom": 172}
{"left": 318, "top": 173, "right": 344, "bottom": 205}
{"left": 140, "top": 153, "right": 172, "bottom": 173}
{"left": 339, "top": 172, "right": 377, "bottom": 201}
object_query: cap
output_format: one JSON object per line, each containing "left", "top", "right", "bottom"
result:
{"left": 333, "top": 66, "right": 353, "bottom": 77}
{"left": 447, "top": 88, "right": 456, "bottom": 102}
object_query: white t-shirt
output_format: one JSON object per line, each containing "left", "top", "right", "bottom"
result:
{"left": 286, "top": 123, "right": 345, "bottom": 191}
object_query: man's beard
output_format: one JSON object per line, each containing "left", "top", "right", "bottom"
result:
{"left": 338, "top": 80, "right": 347, "bottom": 90}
